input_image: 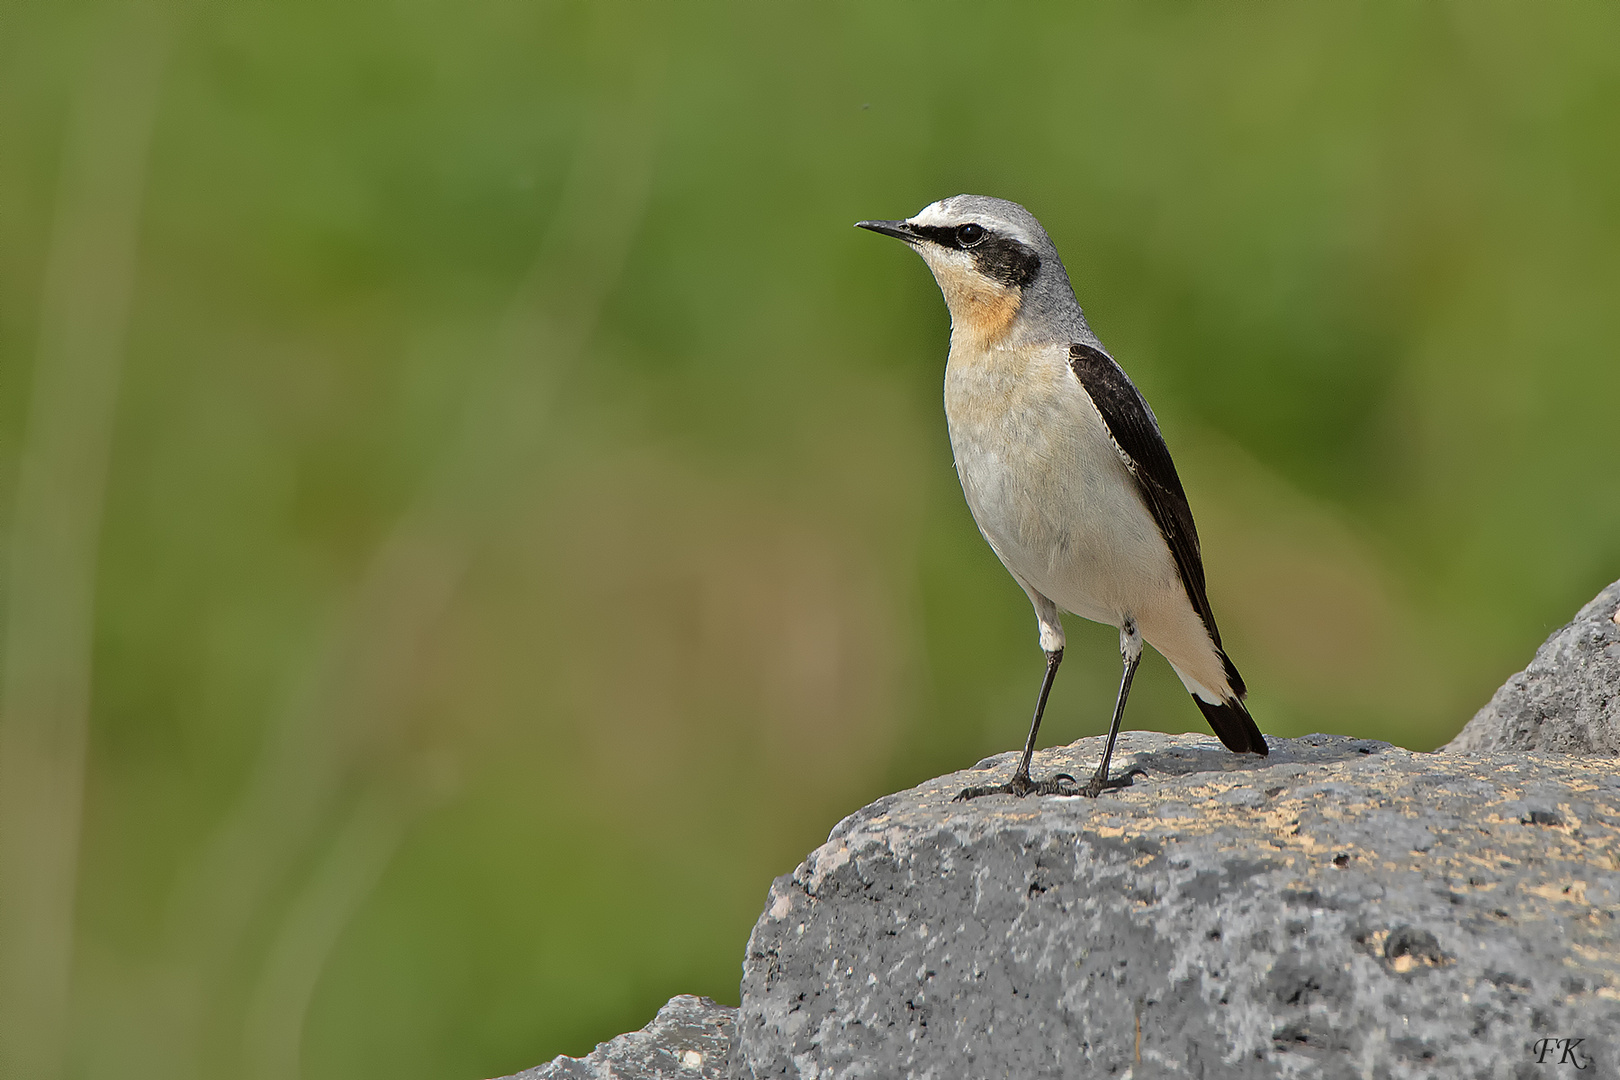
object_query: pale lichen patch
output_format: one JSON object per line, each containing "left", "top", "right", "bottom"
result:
{"left": 1526, "top": 880, "right": 1590, "bottom": 906}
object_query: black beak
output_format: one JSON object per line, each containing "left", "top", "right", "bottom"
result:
{"left": 855, "top": 219, "right": 916, "bottom": 242}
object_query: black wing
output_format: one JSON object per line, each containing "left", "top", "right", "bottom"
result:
{"left": 1066, "top": 342, "right": 1245, "bottom": 698}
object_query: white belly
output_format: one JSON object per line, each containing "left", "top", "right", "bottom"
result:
{"left": 943, "top": 344, "right": 1180, "bottom": 629}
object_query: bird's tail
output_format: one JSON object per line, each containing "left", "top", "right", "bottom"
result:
{"left": 1168, "top": 646, "right": 1268, "bottom": 755}
{"left": 1193, "top": 694, "right": 1268, "bottom": 756}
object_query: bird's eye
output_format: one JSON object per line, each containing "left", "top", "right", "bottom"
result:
{"left": 956, "top": 223, "right": 986, "bottom": 248}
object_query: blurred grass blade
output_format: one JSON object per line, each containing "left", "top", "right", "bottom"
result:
{"left": 0, "top": 4, "right": 172, "bottom": 1078}
{"left": 241, "top": 781, "right": 422, "bottom": 1080}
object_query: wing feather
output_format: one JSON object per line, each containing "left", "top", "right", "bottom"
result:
{"left": 1066, "top": 342, "right": 1245, "bottom": 697}
{"left": 1067, "top": 341, "right": 1264, "bottom": 753}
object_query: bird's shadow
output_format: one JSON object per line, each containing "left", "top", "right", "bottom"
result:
{"left": 1123, "top": 732, "right": 1395, "bottom": 781}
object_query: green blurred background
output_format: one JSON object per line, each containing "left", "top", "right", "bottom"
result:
{"left": 0, "top": 1, "right": 1616, "bottom": 1077}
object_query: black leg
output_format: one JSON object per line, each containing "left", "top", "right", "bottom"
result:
{"left": 954, "top": 648, "right": 1079, "bottom": 800}
{"left": 1012, "top": 646, "right": 1063, "bottom": 783}
{"left": 1082, "top": 619, "right": 1143, "bottom": 798}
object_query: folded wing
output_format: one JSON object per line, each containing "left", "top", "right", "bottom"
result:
{"left": 1066, "top": 342, "right": 1266, "bottom": 755}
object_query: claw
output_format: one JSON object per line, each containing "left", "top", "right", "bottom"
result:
{"left": 953, "top": 766, "right": 1147, "bottom": 803}
{"left": 1078, "top": 766, "right": 1146, "bottom": 799}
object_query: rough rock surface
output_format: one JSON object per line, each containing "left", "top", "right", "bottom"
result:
{"left": 736, "top": 732, "right": 1620, "bottom": 1079}
{"left": 496, "top": 994, "right": 736, "bottom": 1080}
{"left": 1448, "top": 578, "right": 1620, "bottom": 755}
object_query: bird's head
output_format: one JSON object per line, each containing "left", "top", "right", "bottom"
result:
{"left": 857, "top": 195, "right": 1075, "bottom": 346}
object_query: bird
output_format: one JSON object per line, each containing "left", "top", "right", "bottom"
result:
{"left": 856, "top": 195, "right": 1267, "bottom": 799}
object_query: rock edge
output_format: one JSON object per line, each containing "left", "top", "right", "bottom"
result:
{"left": 1447, "top": 577, "right": 1620, "bottom": 755}
{"left": 496, "top": 994, "right": 735, "bottom": 1080}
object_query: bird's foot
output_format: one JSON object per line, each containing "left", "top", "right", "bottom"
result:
{"left": 1078, "top": 767, "right": 1147, "bottom": 799}
{"left": 953, "top": 772, "right": 1080, "bottom": 802}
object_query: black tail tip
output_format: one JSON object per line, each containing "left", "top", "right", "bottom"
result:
{"left": 1193, "top": 695, "right": 1269, "bottom": 756}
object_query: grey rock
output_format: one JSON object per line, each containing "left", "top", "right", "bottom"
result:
{"left": 735, "top": 732, "right": 1620, "bottom": 1079}
{"left": 498, "top": 994, "right": 736, "bottom": 1080}
{"left": 504, "top": 583, "right": 1620, "bottom": 1078}
{"left": 1448, "top": 578, "right": 1620, "bottom": 754}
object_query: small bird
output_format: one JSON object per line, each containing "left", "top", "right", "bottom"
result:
{"left": 857, "top": 195, "right": 1267, "bottom": 799}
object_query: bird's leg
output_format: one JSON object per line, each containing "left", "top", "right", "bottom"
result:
{"left": 1082, "top": 618, "right": 1144, "bottom": 798}
{"left": 954, "top": 647, "right": 1079, "bottom": 800}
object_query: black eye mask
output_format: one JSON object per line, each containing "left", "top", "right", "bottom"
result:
{"left": 908, "top": 223, "right": 1042, "bottom": 289}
